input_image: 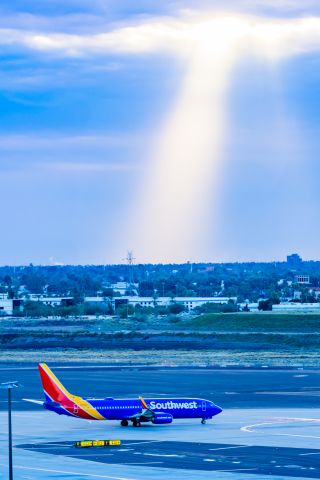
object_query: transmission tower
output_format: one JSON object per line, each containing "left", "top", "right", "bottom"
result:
{"left": 125, "top": 251, "right": 135, "bottom": 292}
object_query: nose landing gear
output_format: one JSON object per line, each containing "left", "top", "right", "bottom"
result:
{"left": 201, "top": 418, "right": 206, "bottom": 424}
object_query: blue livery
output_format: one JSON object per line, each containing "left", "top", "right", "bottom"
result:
{"left": 29, "top": 363, "right": 222, "bottom": 427}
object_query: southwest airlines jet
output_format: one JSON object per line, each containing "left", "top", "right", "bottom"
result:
{"left": 27, "top": 363, "right": 222, "bottom": 427}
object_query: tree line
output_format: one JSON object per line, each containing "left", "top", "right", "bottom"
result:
{"left": 1, "top": 260, "right": 320, "bottom": 304}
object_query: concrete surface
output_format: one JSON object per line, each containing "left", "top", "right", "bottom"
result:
{"left": 0, "top": 365, "right": 319, "bottom": 479}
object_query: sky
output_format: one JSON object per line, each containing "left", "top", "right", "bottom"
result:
{"left": 1, "top": 0, "right": 320, "bottom": 265}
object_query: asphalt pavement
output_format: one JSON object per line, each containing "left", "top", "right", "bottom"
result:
{"left": 0, "top": 364, "right": 319, "bottom": 409}
{"left": 0, "top": 364, "right": 319, "bottom": 479}
{"left": 16, "top": 439, "right": 320, "bottom": 478}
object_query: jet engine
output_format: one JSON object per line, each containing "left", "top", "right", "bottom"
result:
{"left": 152, "top": 412, "right": 173, "bottom": 424}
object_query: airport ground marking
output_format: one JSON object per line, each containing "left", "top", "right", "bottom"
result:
{"left": 241, "top": 417, "right": 320, "bottom": 433}
{"left": 0, "top": 464, "right": 137, "bottom": 480}
{"left": 215, "top": 468, "right": 258, "bottom": 472}
{"left": 300, "top": 452, "right": 320, "bottom": 456}
{"left": 242, "top": 424, "right": 320, "bottom": 439}
{"left": 276, "top": 417, "right": 320, "bottom": 423}
{"left": 241, "top": 422, "right": 275, "bottom": 432}
{"left": 277, "top": 434, "right": 320, "bottom": 439}
{"left": 38, "top": 443, "right": 74, "bottom": 447}
{"left": 255, "top": 391, "right": 320, "bottom": 396}
{"left": 120, "top": 462, "right": 163, "bottom": 465}
{"left": 65, "top": 453, "right": 114, "bottom": 457}
{"left": 125, "top": 440, "right": 163, "bottom": 446}
{"left": 143, "top": 453, "right": 185, "bottom": 458}
{"left": 209, "top": 445, "right": 251, "bottom": 451}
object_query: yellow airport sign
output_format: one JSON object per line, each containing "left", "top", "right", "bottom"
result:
{"left": 75, "top": 439, "right": 121, "bottom": 448}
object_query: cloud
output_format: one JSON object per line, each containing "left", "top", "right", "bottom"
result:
{"left": 0, "top": 58, "right": 122, "bottom": 92}
{"left": 44, "top": 161, "right": 136, "bottom": 173}
{"left": 0, "top": 133, "right": 142, "bottom": 150}
{"left": 0, "top": 158, "right": 137, "bottom": 174}
{"left": 0, "top": 12, "right": 107, "bottom": 33}
{"left": 2, "top": 12, "right": 320, "bottom": 60}
{"left": 0, "top": 18, "right": 188, "bottom": 57}
{"left": 236, "top": 0, "right": 320, "bottom": 12}
{"left": 0, "top": 133, "right": 143, "bottom": 174}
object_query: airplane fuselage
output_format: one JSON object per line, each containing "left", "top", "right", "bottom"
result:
{"left": 37, "top": 363, "right": 222, "bottom": 426}
{"left": 45, "top": 397, "right": 222, "bottom": 421}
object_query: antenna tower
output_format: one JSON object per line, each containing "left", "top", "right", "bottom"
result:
{"left": 126, "top": 251, "right": 135, "bottom": 289}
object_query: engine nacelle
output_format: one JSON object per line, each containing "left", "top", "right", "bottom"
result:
{"left": 152, "top": 412, "right": 173, "bottom": 424}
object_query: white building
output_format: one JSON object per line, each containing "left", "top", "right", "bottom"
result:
{"left": 109, "top": 282, "right": 139, "bottom": 296}
{"left": 115, "top": 296, "right": 237, "bottom": 311}
{"left": 28, "top": 296, "right": 73, "bottom": 306}
{"left": 0, "top": 299, "right": 13, "bottom": 315}
{"left": 295, "top": 275, "right": 310, "bottom": 285}
{"left": 0, "top": 299, "right": 23, "bottom": 315}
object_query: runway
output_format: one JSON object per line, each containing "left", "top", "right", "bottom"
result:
{"left": 0, "top": 365, "right": 319, "bottom": 479}
{"left": 0, "top": 364, "right": 320, "bottom": 409}
{"left": 16, "top": 439, "right": 320, "bottom": 478}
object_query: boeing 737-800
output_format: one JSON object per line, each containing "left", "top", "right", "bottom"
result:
{"left": 25, "top": 363, "right": 222, "bottom": 427}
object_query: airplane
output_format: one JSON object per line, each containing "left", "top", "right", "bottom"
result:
{"left": 24, "top": 363, "right": 222, "bottom": 427}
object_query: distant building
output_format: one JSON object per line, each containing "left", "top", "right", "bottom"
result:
{"left": 110, "top": 282, "right": 138, "bottom": 296}
{"left": 85, "top": 297, "right": 106, "bottom": 304}
{"left": 287, "top": 253, "right": 302, "bottom": 266}
{"left": 309, "top": 287, "right": 320, "bottom": 299}
{"left": 0, "top": 299, "right": 23, "bottom": 316}
{"left": 0, "top": 299, "right": 13, "bottom": 315}
{"left": 294, "top": 275, "right": 310, "bottom": 285}
{"left": 293, "top": 290, "right": 302, "bottom": 300}
{"left": 28, "top": 296, "right": 73, "bottom": 306}
{"left": 114, "top": 296, "right": 237, "bottom": 312}
{"left": 110, "top": 282, "right": 128, "bottom": 295}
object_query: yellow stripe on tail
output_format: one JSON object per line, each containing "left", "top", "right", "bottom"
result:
{"left": 39, "top": 363, "right": 105, "bottom": 420}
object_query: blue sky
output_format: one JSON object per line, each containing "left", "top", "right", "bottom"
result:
{"left": 1, "top": 0, "right": 320, "bottom": 264}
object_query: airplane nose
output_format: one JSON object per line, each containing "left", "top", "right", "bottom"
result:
{"left": 214, "top": 405, "right": 223, "bottom": 415}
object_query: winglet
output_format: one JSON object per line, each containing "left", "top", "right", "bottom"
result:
{"left": 139, "top": 396, "right": 148, "bottom": 410}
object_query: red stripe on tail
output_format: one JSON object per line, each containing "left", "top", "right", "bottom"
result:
{"left": 38, "top": 363, "right": 69, "bottom": 403}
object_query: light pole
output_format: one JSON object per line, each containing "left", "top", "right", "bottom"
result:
{"left": 1, "top": 381, "right": 21, "bottom": 480}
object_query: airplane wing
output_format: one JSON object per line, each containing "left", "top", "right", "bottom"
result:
{"left": 129, "top": 396, "right": 173, "bottom": 425}
{"left": 129, "top": 396, "right": 154, "bottom": 422}
{"left": 23, "top": 398, "right": 44, "bottom": 405}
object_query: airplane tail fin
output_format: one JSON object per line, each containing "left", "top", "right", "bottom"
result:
{"left": 38, "top": 363, "right": 105, "bottom": 420}
{"left": 38, "top": 363, "right": 71, "bottom": 404}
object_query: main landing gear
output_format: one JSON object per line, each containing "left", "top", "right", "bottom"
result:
{"left": 121, "top": 418, "right": 142, "bottom": 427}
{"left": 201, "top": 419, "right": 206, "bottom": 424}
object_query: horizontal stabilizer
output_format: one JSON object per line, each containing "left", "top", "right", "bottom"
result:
{"left": 23, "top": 398, "right": 43, "bottom": 405}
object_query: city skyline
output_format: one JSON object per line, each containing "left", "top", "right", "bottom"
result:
{"left": 0, "top": 252, "right": 315, "bottom": 268}
{"left": 1, "top": 1, "right": 320, "bottom": 265}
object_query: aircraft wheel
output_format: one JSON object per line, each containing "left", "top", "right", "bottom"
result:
{"left": 201, "top": 419, "right": 206, "bottom": 424}
{"left": 121, "top": 420, "right": 129, "bottom": 427}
